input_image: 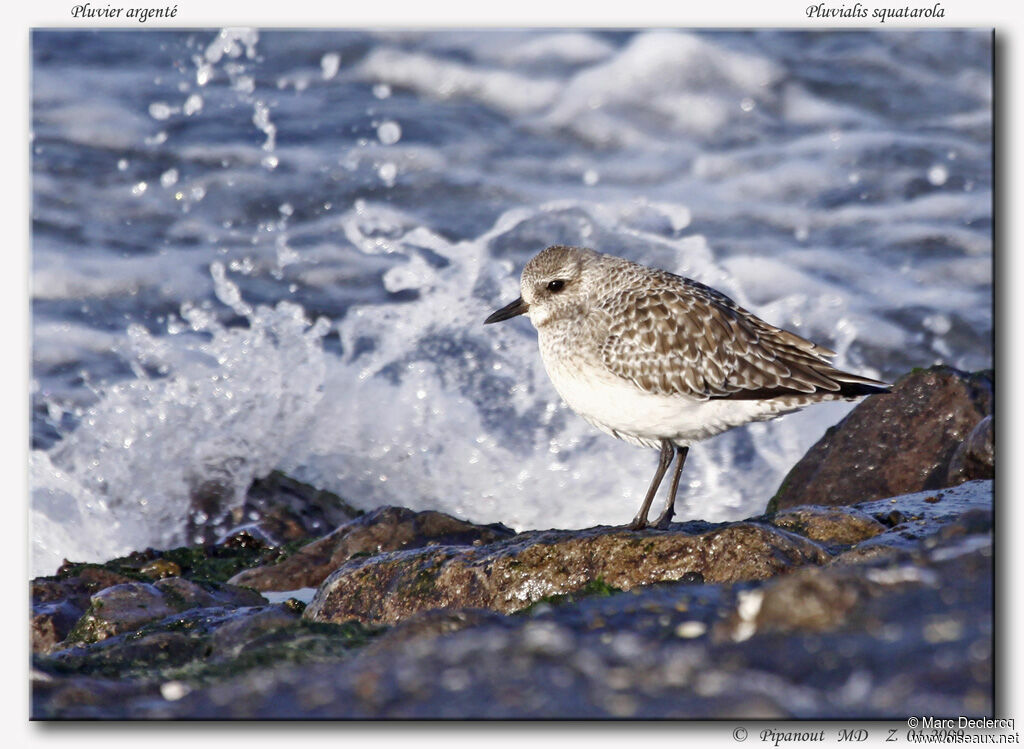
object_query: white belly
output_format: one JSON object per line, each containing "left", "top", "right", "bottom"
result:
{"left": 542, "top": 352, "right": 797, "bottom": 449}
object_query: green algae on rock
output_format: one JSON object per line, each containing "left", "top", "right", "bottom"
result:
{"left": 303, "top": 523, "right": 830, "bottom": 627}
{"left": 63, "top": 578, "right": 267, "bottom": 647}
{"left": 34, "top": 604, "right": 384, "bottom": 700}
{"left": 767, "top": 506, "right": 886, "bottom": 549}
{"left": 53, "top": 532, "right": 310, "bottom": 588}
{"left": 228, "top": 505, "right": 516, "bottom": 592}
{"left": 32, "top": 480, "right": 993, "bottom": 719}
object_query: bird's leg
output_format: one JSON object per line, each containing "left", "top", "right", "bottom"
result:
{"left": 654, "top": 446, "right": 689, "bottom": 529}
{"left": 628, "top": 440, "right": 674, "bottom": 530}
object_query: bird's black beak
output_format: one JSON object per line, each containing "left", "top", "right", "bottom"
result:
{"left": 484, "top": 296, "right": 529, "bottom": 324}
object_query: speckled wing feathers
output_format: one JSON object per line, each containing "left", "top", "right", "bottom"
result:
{"left": 596, "top": 268, "right": 874, "bottom": 402}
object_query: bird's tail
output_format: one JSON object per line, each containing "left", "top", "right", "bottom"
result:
{"left": 832, "top": 371, "right": 891, "bottom": 398}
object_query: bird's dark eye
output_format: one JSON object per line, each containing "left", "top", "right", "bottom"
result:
{"left": 547, "top": 279, "right": 566, "bottom": 293}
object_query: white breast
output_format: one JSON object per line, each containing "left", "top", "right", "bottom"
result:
{"left": 540, "top": 345, "right": 799, "bottom": 449}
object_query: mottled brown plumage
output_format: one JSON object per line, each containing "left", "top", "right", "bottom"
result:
{"left": 485, "top": 245, "right": 889, "bottom": 529}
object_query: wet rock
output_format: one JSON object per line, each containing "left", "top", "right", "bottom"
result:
{"left": 32, "top": 673, "right": 163, "bottom": 720}
{"left": 155, "top": 576, "right": 266, "bottom": 609}
{"left": 304, "top": 523, "right": 830, "bottom": 626}
{"left": 515, "top": 578, "right": 623, "bottom": 615}
{"left": 70, "top": 526, "right": 990, "bottom": 719}
{"left": 361, "top": 608, "right": 506, "bottom": 657}
{"left": 31, "top": 524, "right": 323, "bottom": 652}
{"left": 206, "top": 605, "right": 305, "bottom": 658}
{"left": 32, "top": 600, "right": 88, "bottom": 655}
{"left": 31, "top": 567, "right": 137, "bottom": 652}
{"left": 187, "top": 470, "right": 362, "bottom": 547}
{"left": 32, "top": 603, "right": 382, "bottom": 718}
{"left": 41, "top": 604, "right": 298, "bottom": 679}
{"left": 768, "top": 506, "right": 886, "bottom": 548}
{"left": 30, "top": 467, "right": 994, "bottom": 719}
{"left": 229, "top": 470, "right": 364, "bottom": 544}
{"left": 56, "top": 531, "right": 306, "bottom": 587}
{"left": 138, "top": 558, "right": 182, "bottom": 579}
{"left": 228, "top": 506, "right": 516, "bottom": 591}
{"left": 770, "top": 366, "right": 993, "bottom": 511}
{"left": 833, "top": 480, "right": 993, "bottom": 563}
{"left": 50, "top": 627, "right": 210, "bottom": 679}
{"left": 946, "top": 415, "right": 994, "bottom": 486}
{"left": 64, "top": 577, "right": 266, "bottom": 646}
{"left": 33, "top": 566, "right": 137, "bottom": 604}
{"left": 65, "top": 584, "right": 178, "bottom": 647}
{"left": 715, "top": 565, "right": 884, "bottom": 640}
{"left": 520, "top": 579, "right": 724, "bottom": 641}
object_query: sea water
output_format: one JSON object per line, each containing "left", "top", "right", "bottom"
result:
{"left": 30, "top": 29, "right": 992, "bottom": 576}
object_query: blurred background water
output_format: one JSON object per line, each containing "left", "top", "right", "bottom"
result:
{"left": 30, "top": 28, "right": 992, "bottom": 576}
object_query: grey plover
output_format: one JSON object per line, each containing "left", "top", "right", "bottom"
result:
{"left": 484, "top": 245, "right": 889, "bottom": 530}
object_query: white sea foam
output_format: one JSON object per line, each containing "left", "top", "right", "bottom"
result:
{"left": 356, "top": 47, "right": 561, "bottom": 115}
{"left": 541, "top": 31, "right": 784, "bottom": 146}
{"left": 31, "top": 265, "right": 332, "bottom": 576}
{"left": 488, "top": 32, "right": 616, "bottom": 67}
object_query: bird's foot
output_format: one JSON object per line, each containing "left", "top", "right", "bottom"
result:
{"left": 627, "top": 516, "right": 649, "bottom": 531}
{"left": 652, "top": 510, "right": 674, "bottom": 530}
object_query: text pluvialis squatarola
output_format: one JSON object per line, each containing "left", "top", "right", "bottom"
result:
{"left": 485, "top": 245, "right": 890, "bottom": 530}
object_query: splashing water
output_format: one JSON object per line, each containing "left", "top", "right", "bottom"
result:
{"left": 31, "top": 200, "right": 872, "bottom": 576}
{"left": 30, "top": 29, "right": 991, "bottom": 575}
{"left": 31, "top": 264, "right": 331, "bottom": 575}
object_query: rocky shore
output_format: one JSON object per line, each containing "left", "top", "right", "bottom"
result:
{"left": 31, "top": 366, "right": 994, "bottom": 719}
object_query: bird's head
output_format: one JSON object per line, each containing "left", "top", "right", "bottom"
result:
{"left": 484, "top": 245, "right": 599, "bottom": 328}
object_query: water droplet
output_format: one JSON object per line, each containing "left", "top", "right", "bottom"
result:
{"left": 378, "top": 161, "right": 397, "bottom": 186}
{"left": 923, "top": 314, "right": 952, "bottom": 335}
{"left": 149, "top": 102, "right": 173, "bottom": 120}
{"left": 320, "top": 52, "right": 341, "bottom": 80}
{"left": 675, "top": 621, "right": 707, "bottom": 639}
{"left": 183, "top": 93, "right": 203, "bottom": 116}
{"left": 927, "top": 164, "right": 948, "bottom": 186}
{"left": 196, "top": 64, "right": 213, "bottom": 86}
{"left": 377, "top": 120, "right": 402, "bottom": 145}
{"left": 160, "top": 681, "right": 190, "bottom": 701}
{"left": 233, "top": 76, "right": 255, "bottom": 94}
